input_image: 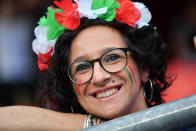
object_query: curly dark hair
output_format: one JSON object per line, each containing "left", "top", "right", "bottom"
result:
{"left": 38, "top": 18, "right": 172, "bottom": 114}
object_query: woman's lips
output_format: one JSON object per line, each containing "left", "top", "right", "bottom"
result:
{"left": 96, "top": 87, "right": 119, "bottom": 98}
{"left": 92, "top": 85, "right": 122, "bottom": 100}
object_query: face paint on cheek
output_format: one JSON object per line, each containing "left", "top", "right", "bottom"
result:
{"left": 124, "top": 64, "right": 138, "bottom": 87}
{"left": 74, "top": 78, "right": 82, "bottom": 96}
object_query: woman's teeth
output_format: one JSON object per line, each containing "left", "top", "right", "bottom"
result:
{"left": 96, "top": 88, "right": 118, "bottom": 98}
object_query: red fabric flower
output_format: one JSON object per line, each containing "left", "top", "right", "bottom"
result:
{"left": 37, "top": 48, "right": 53, "bottom": 71}
{"left": 115, "top": 0, "right": 141, "bottom": 26}
{"left": 54, "top": 0, "right": 80, "bottom": 30}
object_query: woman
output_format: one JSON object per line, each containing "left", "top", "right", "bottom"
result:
{"left": 33, "top": 0, "right": 171, "bottom": 127}
{"left": 0, "top": 0, "right": 172, "bottom": 130}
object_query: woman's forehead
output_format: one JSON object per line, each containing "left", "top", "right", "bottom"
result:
{"left": 69, "top": 26, "right": 128, "bottom": 63}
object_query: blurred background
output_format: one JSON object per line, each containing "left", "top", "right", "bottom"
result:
{"left": 0, "top": 0, "right": 195, "bottom": 106}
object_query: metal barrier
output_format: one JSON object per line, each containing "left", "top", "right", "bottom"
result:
{"left": 82, "top": 94, "right": 196, "bottom": 131}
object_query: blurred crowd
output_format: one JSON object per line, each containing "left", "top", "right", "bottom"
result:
{"left": 0, "top": 0, "right": 54, "bottom": 106}
{"left": 156, "top": 0, "right": 196, "bottom": 102}
{"left": 0, "top": 0, "right": 195, "bottom": 106}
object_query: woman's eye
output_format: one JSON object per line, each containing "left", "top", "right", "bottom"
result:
{"left": 104, "top": 54, "right": 121, "bottom": 63}
{"left": 76, "top": 64, "right": 90, "bottom": 73}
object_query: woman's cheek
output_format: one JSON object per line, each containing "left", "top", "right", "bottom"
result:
{"left": 74, "top": 78, "right": 82, "bottom": 96}
{"left": 123, "top": 64, "right": 138, "bottom": 87}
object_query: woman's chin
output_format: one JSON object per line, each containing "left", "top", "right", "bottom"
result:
{"left": 94, "top": 107, "right": 125, "bottom": 120}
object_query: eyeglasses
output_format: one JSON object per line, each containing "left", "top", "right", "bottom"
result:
{"left": 66, "top": 48, "right": 130, "bottom": 84}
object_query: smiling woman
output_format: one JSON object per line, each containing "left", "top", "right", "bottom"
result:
{"left": 35, "top": 0, "right": 172, "bottom": 128}
{"left": 40, "top": 17, "right": 169, "bottom": 116}
{"left": 0, "top": 0, "right": 172, "bottom": 130}
{"left": 68, "top": 26, "right": 148, "bottom": 119}
{"left": 34, "top": 0, "right": 172, "bottom": 127}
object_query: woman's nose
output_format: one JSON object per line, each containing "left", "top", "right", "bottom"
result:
{"left": 90, "top": 62, "right": 111, "bottom": 85}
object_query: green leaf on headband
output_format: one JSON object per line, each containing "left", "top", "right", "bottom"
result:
{"left": 38, "top": 7, "right": 66, "bottom": 40}
{"left": 91, "top": 0, "right": 120, "bottom": 21}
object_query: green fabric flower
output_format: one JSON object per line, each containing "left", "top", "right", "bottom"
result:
{"left": 38, "top": 7, "right": 66, "bottom": 40}
{"left": 91, "top": 0, "right": 120, "bottom": 21}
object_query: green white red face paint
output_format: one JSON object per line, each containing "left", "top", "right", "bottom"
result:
{"left": 74, "top": 78, "right": 82, "bottom": 96}
{"left": 124, "top": 64, "right": 138, "bottom": 87}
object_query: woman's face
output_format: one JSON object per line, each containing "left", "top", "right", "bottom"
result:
{"left": 69, "top": 26, "right": 148, "bottom": 119}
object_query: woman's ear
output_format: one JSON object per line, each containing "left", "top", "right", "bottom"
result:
{"left": 140, "top": 68, "right": 149, "bottom": 83}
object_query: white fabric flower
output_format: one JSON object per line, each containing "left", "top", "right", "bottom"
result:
{"left": 75, "top": 0, "right": 107, "bottom": 19}
{"left": 32, "top": 26, "right": 56, "bottom": 54}
{"left": 134, "top": 2, "right": 152, "bottom": 28}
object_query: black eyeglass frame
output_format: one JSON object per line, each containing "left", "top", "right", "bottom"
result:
{"left": 65, "top": 48, "right": 130, "bottom": 84}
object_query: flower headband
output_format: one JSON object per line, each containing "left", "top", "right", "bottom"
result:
{"left": 32, "top": 0, "right": 152, "bottom": 71}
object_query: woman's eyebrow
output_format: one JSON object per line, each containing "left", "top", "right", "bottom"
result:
{"left": 72, "top": 47, "right": 118, "bottom": 63}
{"left": 100, "top": 47, "right": 118, "bottom": 54}
{"left": 72, "top": 56, "right": 86, "bottom": 63}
